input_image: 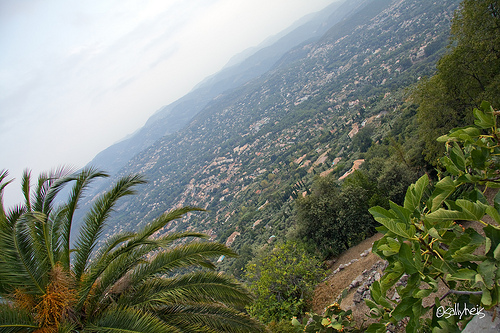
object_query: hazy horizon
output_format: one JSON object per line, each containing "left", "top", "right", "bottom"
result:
{"left": 0, "top": 0, "right": 338, "bottom": 207}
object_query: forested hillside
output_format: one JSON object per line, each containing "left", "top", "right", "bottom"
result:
{"left": 2, "top": 0, "right": 499, "bottom": 331}
{"left": 82, "top": 0, "right": 459, "bottom": 263}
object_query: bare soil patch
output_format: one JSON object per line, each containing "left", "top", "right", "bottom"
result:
{"left": 312, "top": 233, "right": 383, "bottom": 313}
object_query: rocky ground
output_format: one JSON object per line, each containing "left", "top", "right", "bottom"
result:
{"left": 312, "top": 233, "right": 386, "bottom": 328}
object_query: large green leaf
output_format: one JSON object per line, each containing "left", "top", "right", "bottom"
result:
{"left": 484, "top": 225, "right": 500, "bottom": 258}
{"left": 443, "top": 228, "right": 484, "bottom": 262}
{"left": 473, "top": 103, "right": 496, "bottom": 129}
{"left": 404, "top": 175, "right": 429, "bottom": 212}
{"left": 380, "top": 262, "right": 404, "bottom": 292}
{"left": 440, "top": 156, "right": 462, "bottom": 176}
{"left": 389, "top": 201, "right": 412, "bottom": 225}
{"left": 446, "top": 268, "right": 476, "bottom": 282}
{"left": 377, "top": 237, "right": 401, "bottom": 256}
{"left": 391, "top": 297, "right": 419, "bottom": 321}
{"left": 369, "top": 206, "right": 398, "bottom": 222}
{"left": 425, "top": 209, "right": 466, "bottom": 224}
{"left": 486, "top": 205, "right": 500, "bottom": 224}
{"left": 437, "top": 126, "right": 481, "bottom": 142}
{"left": 449, "top": 142, "right": 466, "bottom": 171}
{"left": 380, "top": 219, "right": 416, "bottom": 239}
{"left": 371, "top": 201, "right": 417, "bottom": 240}
{"left": 428, "top": 177, "right": 456, "bottom": 212}
{"left": 365, "top": 323, "right": 386, "bottom": 333}
{"left": 494, "top": 191, "right": 500, "bottom": 213}
{"left": 477, "top": 260, "right": 497, "bottom": 289}
{"left": 494, "top": 244, "right": 500, "bottom": 261}
{"left": 398, "top": 243, "right": 420, "bottom": 275}
{"left": 455, "top": 199, "right": 487, "bottom": 221}
{"left": 471, "top": 146, "right": 488, "bottom": 169}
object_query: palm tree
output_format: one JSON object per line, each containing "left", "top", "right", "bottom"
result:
{"left": 0, "top": 168, "right": 263, "bottom": 332}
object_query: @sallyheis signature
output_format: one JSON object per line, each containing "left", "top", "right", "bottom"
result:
{"left": 436, "top": 303, "right": 485, "bottom": 320}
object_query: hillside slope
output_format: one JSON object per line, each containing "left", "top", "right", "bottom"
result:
{"left": 75, "top": 0, "right": 460, "bottom": 260}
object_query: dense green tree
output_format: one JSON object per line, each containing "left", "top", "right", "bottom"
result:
{"left": 245, "top": 242, "right": 324, "bottom": 324}
{"left": 229, "top": 244, "right": 253, "bottom": 279}
{"left": 0, "top": 168, "right": 263, "bottom": 332}
{"left": 294, "top": 176, "right": 347, "bottom": 257}
{"left": 373, "top": 161, "right": 419, "bottom": 205}
{"left": 339, "top": 171, "right": 382, "bottom": 234}
{"left": 293, "top": 171, "right": 381, "bottom": 258}
{"left": 413, "top": 0, "right": 500, "bottom": 163}
{"left": 352, "top": 125, "right": 374, "bottom": 153}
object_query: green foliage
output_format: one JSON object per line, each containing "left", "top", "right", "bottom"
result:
{"left": 369, "top": 157, "right": 420, "bottom": 206}
{"left": 292, "top": 291, "right": 358, "bottom": 333}
{"left": 0, "top": 168, "right": 264, "bottom": 332}
{"left": 245, "top": 242, "right": 324, "bottom": 324}
{"left": 267, "top": 319, "right": 302, "bottom": 333}
{"left": 294, "top": 171, "right": 380, "bottom": 258}
{"left": 365, "top": 104, "right": 500, "bottom": 332}
{"left": 294, "top": 177, "right": 347, "bottom": 257}
{"left": 352, "top": 125, "right": 374, "bottom": 153}
{"left": 438, "top": 101, "right": 500, "bottom": 188}
{"left": 413, "top": 0, "right": 500, "bottom": 163}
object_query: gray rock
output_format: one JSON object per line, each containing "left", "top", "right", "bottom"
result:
{"left": 349, "top": 275, "right": 364, "bottom": 289}
{"left": 360, "top": 249, "right": 371, "bottom": 257}
{"left": 462, "top": 307, "right": 500, "bottom": 333}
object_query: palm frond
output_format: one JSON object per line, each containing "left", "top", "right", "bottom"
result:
{"left": 32, "top": 171, "right": 49, "bottom": 213}
{"left": 132, "top": 207, "right": 205, "bottom": 243}
{"left": 57, "top": 321, "right": 77, "bottom": 333}
{"left": 59, "top": 167, "right": 108, "bottom": 269}
{"left": 127, "top": 242, "right": 238, "bottom": 285}
{"left": 0, "top": 170, "right": 14, "bottom": 219}
{"left": 72, "top": 174, "right": 146, "bottom": 282}
{"left": 32, "top": 166, "right": 72, "bottom": 215}
{"left": 38, "top": 166, "right": 74, "bottom": 216}
{"left": 21, "top": 170, "right": 32, "bottom": 212}
{"left": 0, "top": 169, "right": 13, "bottom": 191}
{"left": 78, "top": 245, "right": 152, "bottom": 315}
{"left": 13, "top": 215, "right": 49, "bottom": 293}
{"left": 92, "top": 230, "right": 136, "bottom": 260}
{"left": 49, "top": 206, "right": 67, "bottom": 266}
{"left": 75, "top": 222, "right": 162, "bottom": 313}
{"left": 75, "top": 235, "right": 158, "bottom": 313}
{"left": 4, "top": 205, "right": 26, "bottom": 226}
{"left": 85, "top": 305, "right": 182, "bottom": 333}
{"left": 101, "top": 229, "right": 209, "bottom": 273}
{"left": 155, "top": 230, "right": 209, "bottom": 246}
{"left": 1, "top": 168, "right": 263, "bottom": 332}
{"left": 0, "top": 303, "right": 38, "bottom": 332}
{"left": 125, "top": 271, "right": 253, "bottom": 309}
{"left": 0, "top": 206, "right": 27, "bottom": 295}
{"left": 158, "top": 304, "right": 265, "bottom": 333}
{"left": 19, "top": 211, "right": 57, "bottom": 277}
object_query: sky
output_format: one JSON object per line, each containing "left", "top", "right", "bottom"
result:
{"left": 0, "top": 0, "right": 336, "bottom": 207}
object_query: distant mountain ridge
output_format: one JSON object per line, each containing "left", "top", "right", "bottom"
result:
{"left": 87, "top": 0, "right": 358, "bottom": 175}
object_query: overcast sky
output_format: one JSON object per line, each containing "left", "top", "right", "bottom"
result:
{"left": 0, "top": 0, "right": 336, "bottom": 207}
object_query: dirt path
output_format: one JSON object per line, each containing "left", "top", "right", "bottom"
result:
{"left": 312, "top": 233, "right": 383, "bottom": 313}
